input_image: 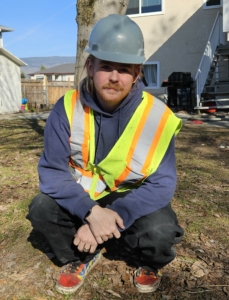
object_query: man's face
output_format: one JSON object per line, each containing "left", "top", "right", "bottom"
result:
{"left": 87, "top": 58, "right": 140, "bottom": 112}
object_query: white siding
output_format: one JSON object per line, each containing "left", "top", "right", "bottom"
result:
{"left": 0, "top": 54, "right": 22, "bottom": 113}
{"left": 223, "top": 0, "right": 229, "bottom": 32}
{"left": 131, "top": 0, "right": 224, "bottom": 98}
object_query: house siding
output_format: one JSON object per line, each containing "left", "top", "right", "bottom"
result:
{"left": 131, "top": 0, "right": 224, "bottom": 98}
{"left": 0, "top": 54, "right": 22, "bottom": 113}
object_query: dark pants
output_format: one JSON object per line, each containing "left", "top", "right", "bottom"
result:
{"left": 27, "top": 192, "right": 184, "bottom": 269}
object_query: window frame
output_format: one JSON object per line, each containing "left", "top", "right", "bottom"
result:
{"left": 203, "top": 0, "right": 222, "bottom": 9}
{"left": 142, "top": 61, "right": 160, "bottom": 89}
{"left": 126, "top": 0, "right": 164, "bottom": 17}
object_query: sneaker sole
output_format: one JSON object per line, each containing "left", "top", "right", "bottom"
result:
{"left": 55, "top": 252, "right": 102, "bottom": 295}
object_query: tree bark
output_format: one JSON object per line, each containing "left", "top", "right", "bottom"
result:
{"left": 75, "top": 0, "right": 129, "bottom": 86}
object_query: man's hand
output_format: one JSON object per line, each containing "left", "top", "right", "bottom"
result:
{"left": 73, "top": 224, "right": 98, "bottom": 253}
{"left": 86, "top": 205, "right": 125, "bottom": 244}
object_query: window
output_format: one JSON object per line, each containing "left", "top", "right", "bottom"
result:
{"left": 203, "top": 0, "right": 222, "bottom": 9}
{"left": 126, "top": 0, "right": 163, "bottom": 16}
{"left": 142, "top": 62, "right": 160, "bottom": 89}
{"left": 35, "top": 75, "right": 44, "bottom": 80}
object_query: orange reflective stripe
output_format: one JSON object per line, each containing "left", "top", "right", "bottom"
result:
{"left": 70, "top": 90, "right": 78, "bottom": 130}
{"left": 75, "top": 166, "right": 93, "bottom": 177}
{"left": 114, "top": 94, "right": 154, "bottom": 187}
{"left": 82, "top": 106, "right": 90, "bottom": 168}
{"left": 141, "top": 105, "right": 172, "bottom": 174}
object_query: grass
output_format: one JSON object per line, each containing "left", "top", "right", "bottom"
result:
{"left": 173, "top": 124, "right": 229, "bottom": 247}
{"left": 0, "top": 118, "right": 229, "bottom": 299}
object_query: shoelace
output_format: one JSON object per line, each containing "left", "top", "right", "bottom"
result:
{"left": 141, "top": 267, "right": 158, "bottom": 277}
{"left": 65, "top": 260, "right": 82, "bottom": 273}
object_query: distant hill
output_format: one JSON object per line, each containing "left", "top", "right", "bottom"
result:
{"left": 20, "top": 56, "right": 76, "bottom": 76}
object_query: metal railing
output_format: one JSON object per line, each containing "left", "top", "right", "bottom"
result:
{"left": 195, "top": 11, "right": 224, "bottom": 107}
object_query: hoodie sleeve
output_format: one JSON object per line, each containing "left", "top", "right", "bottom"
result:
{"left": 38, "top": 97, "right": 98, "bottom": 221}
{"left": 107, "top": 137, "right": 177, "bottom": 229}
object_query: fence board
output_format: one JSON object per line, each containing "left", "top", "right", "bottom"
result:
{"left": 21, "top": 79, "right": 75, "bottom": 108}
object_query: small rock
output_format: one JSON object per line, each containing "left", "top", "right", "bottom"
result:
{"left": 185, "top": 279, "right": 196, "bottom": 289}
{"left": 191, "top": 261, "right": 209, "bottom": 278}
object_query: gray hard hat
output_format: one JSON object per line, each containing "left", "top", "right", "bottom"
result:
{"left": 85, "top": 14, "right": 145, "bottom": 64}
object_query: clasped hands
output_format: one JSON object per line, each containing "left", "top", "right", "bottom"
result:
{"left": 73, "top": 205, "right": 125, "bottom": 253}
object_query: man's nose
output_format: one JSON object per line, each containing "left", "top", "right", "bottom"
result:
{"left": 109, "top": 70, "right": 119, "bottom": 82}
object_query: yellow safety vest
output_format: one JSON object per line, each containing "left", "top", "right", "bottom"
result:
{"left": 64, "top": 90, "right": 182, "bottom": 200}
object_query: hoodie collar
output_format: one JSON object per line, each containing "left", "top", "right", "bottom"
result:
{"left": 80, "top": 78, "right": 145, "bottom": 116}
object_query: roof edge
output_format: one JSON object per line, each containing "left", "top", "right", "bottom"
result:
{"left": 0, "top": 47, "right": 27, "bottom": 66}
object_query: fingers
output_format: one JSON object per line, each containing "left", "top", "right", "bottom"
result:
{"left": 94, "top": 233, "right": 114, "bottom": 244}
{"left": 89, "top": 244, "right": 97, "bottom": 253}
{"left": 112, "top": 228, "right": 121, "bottom": 239}
{"left": 115, "top": 215, "right": 125, "bottom": 230}
{"left": 74, "top": 239, "right": 97, "bottom": 253}
{"left": 73, "top": 225, "right": 98, "bottom": 253}
{"left": 86, "top": 206, "right": 125, "bottom": 241}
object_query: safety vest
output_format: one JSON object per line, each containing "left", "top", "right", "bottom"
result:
{"left": 64, "top": 90, "right": 182, "bottom": 200}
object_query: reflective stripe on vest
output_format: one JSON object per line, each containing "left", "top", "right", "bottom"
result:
{"left": 64, "top": 90, "right": 182, "bottom": 200}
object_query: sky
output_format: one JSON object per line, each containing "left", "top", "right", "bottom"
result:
{"left": 0, "top": 0, "right": 77, "bottom": 58}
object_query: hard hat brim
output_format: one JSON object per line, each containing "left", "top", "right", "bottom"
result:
{"left": 85, "top": 48, "right": 145, "bottom": 65}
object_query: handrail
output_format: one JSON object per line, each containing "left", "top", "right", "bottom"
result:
{"left": 195, "top": 11, "right": 224, "bottom": 107}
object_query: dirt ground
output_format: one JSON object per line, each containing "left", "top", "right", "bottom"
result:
{"left": 0, "top": 117, "right": 229, "bottom": 300}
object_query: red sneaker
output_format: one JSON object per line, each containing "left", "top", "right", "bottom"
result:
{"left": 134, "top": 266, "right": 162, "bottom": 293}
{"left": 55, "top": 253, "right": 101, "bottom": 294}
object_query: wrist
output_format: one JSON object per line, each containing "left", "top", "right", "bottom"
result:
{"left": 84, "top": 208, "right": 92, "bottom": 222}
{"left": 84, "top": 205, "right": 99, "bottom": 222}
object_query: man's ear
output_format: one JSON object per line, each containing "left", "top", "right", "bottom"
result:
{"left": 86, "top": 58, "right": 94, "bottom": 77}
{"left": 133, "top": 65, "right": 141, "bottom": 83}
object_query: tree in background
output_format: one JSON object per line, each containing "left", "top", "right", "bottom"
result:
{"left": 40, "top": 65, "right": 46, "bottom": 70}
{"left": 21, "top": 72, "right": 26, "bottom": 79}
{"left": 75, "top": 0, "right": 129, "bottom": 85}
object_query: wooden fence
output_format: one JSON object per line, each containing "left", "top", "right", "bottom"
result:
{"left": 21, "top": 79, "right": 75, "bottom": 108}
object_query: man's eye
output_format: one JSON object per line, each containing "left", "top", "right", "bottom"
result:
{"left": 120, "top": 68, "right": 129, "bottom": 73}
{"left": 101, "top": 65, "right": 110, "bottom": 70}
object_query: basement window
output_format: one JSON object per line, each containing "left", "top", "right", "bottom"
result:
{"left": 126, "top": 0, "right": 164, "bottom": 17}
{"left": 203, "top": 0, "right": 222, "bottom": 9}
{"left": 142, "top": 61, "right": 160, "bottom": 89}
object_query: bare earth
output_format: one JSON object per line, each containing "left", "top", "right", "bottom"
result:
{"left": 0, "top": 115, "right": 229, "bottom": 300}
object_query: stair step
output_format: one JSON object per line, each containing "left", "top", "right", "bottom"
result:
{"left": 215, "top": 81, "right": 229, "bottom": 84}
{"left": 202, "top": 92, "right": 229, "bottom": 96}
{"left": 208, "top": 70, "right": 229, "bottom": 74}
{"left": 205, "top": 83, "right": 229, "bottom": 88}
{"left": 195, "top": 105, "right": 229, "bottom": 110}
{"left": 216, "top": 52, "right": 229, "bottom": 56}
{"left": 207, "top": 77, "right": 229, "bottom": 81}
{"left": 217, "top": 44, "right": 229, "bottom": 50}
{"left": 200, "top": 99, "right": 229, "bottom": 103}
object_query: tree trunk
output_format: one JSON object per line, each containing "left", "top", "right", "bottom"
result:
{"left": 75, "top": 0, "right": 129, "bottom": 86}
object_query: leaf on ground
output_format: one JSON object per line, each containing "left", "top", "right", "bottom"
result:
{"left": 45, "top": 289, "right": 55, "bottom": 297}
{"left": 0, "top": 205, "right": 8, "bottom": 211}
{"left": 9, "top": 273, "right": 27, "bottom": 281}
{"left": 106, "top": 289, "right": 122, "bottom": 298}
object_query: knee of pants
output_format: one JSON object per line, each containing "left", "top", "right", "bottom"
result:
{"left": 26, "top": 193, "right": 57, "bottom": 227}
{"left": 124, "top": 209, "right": 184, "bottom": 249}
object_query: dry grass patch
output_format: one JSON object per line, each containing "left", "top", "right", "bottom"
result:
{"left": 0, "top": 119, "right": 229, "bottom": 299}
